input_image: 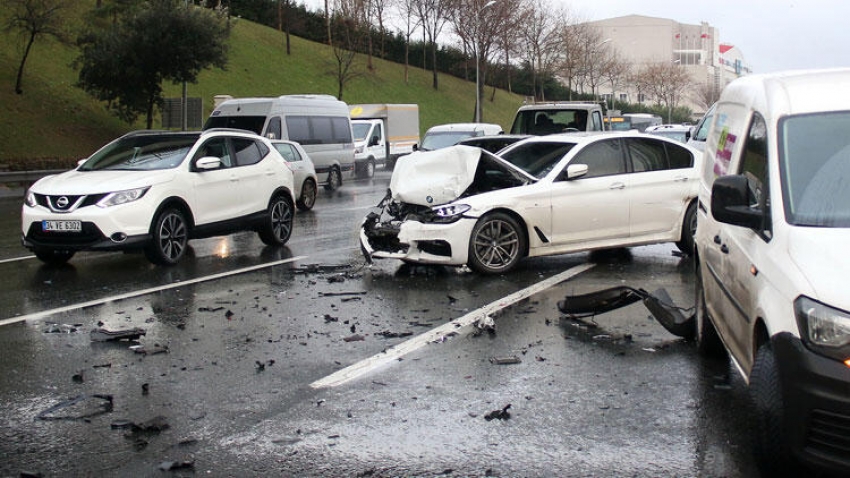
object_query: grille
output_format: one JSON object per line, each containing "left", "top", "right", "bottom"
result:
{"left": 35, "top": 193, "right": 109, "bottom": 212}
{"left": 806, "top": 408, "right": 850, "bottom": 462}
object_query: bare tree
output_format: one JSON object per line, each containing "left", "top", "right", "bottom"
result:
{"left": 4, "top": 0, "right": 68, "bottom": 94}
{"left": 575, "top": 26, "right": 610, "bottom": 99}
{"left": 600, "top": 49, "right": 629, "bottom": 111}
{"left": 693, "top": 80, "right": 721, "bottom": 111}
{"left": 632, "top": 61, "right": 692, "bottom": 121}
{"left": 555, "top": 19, "right": 591, "bottom": 100}
{"left": 394, "top": 0, "right": 421, "bottom": 84}
{"left": 329, "top": 0, "right": 368, "bottom": 99}
{"left": 517, "top": 0, "right": 564, "bottom": 102}
{"left": 278, "top": 0, "right": 293, "bottom": 55}
{"left": 372, "top": 0, "right": 390, "bottom": 59}
{"left": 412, "top": 0, "right": 451, "bottom": 90}
{"left": 448, "top": 0, "right": 520, "bottom": 120}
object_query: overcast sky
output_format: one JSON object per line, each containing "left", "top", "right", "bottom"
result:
{"left": 299, "top": 0, "right": 846, "bottom": 74}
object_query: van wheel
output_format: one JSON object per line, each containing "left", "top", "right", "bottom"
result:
{"left": 750, "top": 343, "right": 800, "bottom": 476}
{"left": 357, "top": 158, "right": 375, "bottom": 179}
{"left": 34, "top": 248, "right": 75, "bottom": 265}
{"left": 694, "top": 263, "right": 726, "bottom": 358}
{"left": 258, "top": 194, "right": 294, "bottom": 246}
{"left": 324, "top": 167, "right": 342, "bottom": 191}
{"left": 468, "top": 212, "right": 525, "bottom": 274}
{"left": 675, "top": 201, "right": 697, "bottom": 255}
{"left": 145, "top": 208, "right": 189, "bottom": 265}
{"left": 296, "top": 178, "right": 317, "bottom": 211}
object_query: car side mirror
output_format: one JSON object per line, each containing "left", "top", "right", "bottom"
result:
{"left": 711, "top": 175, "right": 763, "bottom": 229}
{"left": 195, "top": 156, "right": 222, "bottom": 170}
{"left": 560, "top": 163, "right": 588, "bottom": 181}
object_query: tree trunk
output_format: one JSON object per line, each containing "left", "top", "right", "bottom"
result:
{"left": 146, "top": 95, "right": 155, "bottom": 130}
{"left": 431, "top": 44, "right": 439, "bottom": 90}
{"left": 14, "top": 33, "right": 37, "bottom": 95}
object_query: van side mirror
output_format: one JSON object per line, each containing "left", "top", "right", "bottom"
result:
{"left": 711, "top": 175, "right": 763, "bottom": 229}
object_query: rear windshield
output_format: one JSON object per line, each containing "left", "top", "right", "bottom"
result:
{"left": 780, "top": 111, "right": 850, "bottom": 227}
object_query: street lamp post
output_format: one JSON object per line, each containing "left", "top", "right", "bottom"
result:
{"left": 474, "top": 0, "right": 497, "bottom": 123}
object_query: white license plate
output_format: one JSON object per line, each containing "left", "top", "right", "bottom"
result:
{"left": 42, "top": 220, "right": 82, "bottom": 232}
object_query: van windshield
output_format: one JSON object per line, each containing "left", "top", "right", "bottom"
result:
{"left": 204, "top": 116, "right": 266, "bottom": 135}
{"left": 780, "top": 111, "right": 850, "bottom": 227}
{"left": 352, "top": 123, "right": 372, "bottom": 142}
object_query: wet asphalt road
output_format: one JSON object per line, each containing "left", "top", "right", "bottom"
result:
{"left": 0, "top": 171, "right": 761, "bottom": 477}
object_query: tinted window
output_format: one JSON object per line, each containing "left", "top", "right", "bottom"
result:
{"left": 285, "top": 116, "right": 352, "bottom": 145}
{"left": 233, "top": 138, "right": 263, "bottom": 166}
{"left": 572, "top": 139, "right": 626, "bottom": 178}
{"left": 628, "top": 138, "right": 668, "bottom": 172}
{"left": 666, "top": 142, "right": 694, "bottom": 169}
{"left": 286, "top": 116, "right": 312, "bottom": 144}
{"left": 204, "top": 115, "right": 266, "bottom": 135}
{"left": 331, "top": 117, "right": 353, "bottom": 143}
{"left": 195, "top": 137, "right": 232, "bottom": 168}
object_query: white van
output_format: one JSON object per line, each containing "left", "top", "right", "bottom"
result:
{"left": 205, "top": 95, "right": 355, "bottom": 191}
{"left": 694, "top": 68, "right": 850, "bottom": 476}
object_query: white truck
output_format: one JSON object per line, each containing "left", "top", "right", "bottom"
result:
{"left": 349, "top": 104, "right": 420, "bottom": 176}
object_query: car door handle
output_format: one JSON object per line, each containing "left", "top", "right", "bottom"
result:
{"left": 609, "top": 182, "right": 626, "bottom": 190}
{"left": 673, "top": 176, "right": 689, "bottom": 182}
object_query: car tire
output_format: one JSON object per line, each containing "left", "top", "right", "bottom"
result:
{"left": 258, "top": 194, "right": 294, "bottom": 246}
{"left": 296, "top": 178, "right": 317, "bottom": 211}
{"left": 694, "top": 263, "right": 727, "bottom": 358}
{"left": 750, "top": 343, "right": 800, "bottom": 476}
{"left": 34, "top": 248, "right": 75, "bottom": 265}
{"left": 675, "top": 201, "right": 698, "bottom": 255}
{"left": 145, "top": 207, "right": 189, "bottom": 265}
{"left": 324, "top": 167, "right": 342, "bottom": 191}
{"left": 468, "top": 212, "right": 525, "bottom": 274}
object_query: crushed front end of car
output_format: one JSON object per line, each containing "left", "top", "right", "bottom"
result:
{"left": 360, "top": 146, "right": 533, "bottom": 267}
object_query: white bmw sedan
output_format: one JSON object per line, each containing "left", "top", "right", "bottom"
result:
{"left": 22, "top": 129, "right": 296, "bottom": 265}
{"left": 360, "top": 132, "right": 701, "bottom": 274}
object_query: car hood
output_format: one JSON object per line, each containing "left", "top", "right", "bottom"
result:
{"left": 787, "top": 227, "right": 850, "bottom": 307}
{"left": 31, "top": 169, "right": 176, "bottom": 195}
{"left": 389, "top": 145, "right": 535, "bottom": 206}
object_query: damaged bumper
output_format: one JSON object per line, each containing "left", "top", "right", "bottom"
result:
{"left": 360, "top": 211, "right": 477, "bottom": 266}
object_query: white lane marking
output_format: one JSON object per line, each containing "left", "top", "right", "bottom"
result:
{"left": 310, "top": 262, "right": 596, "bottom": 389}
{"left": 0, "top": 255, "right": 35, "bottom": 264}
{"left": 0, "top": 255, "right": 308, "bottom": 327}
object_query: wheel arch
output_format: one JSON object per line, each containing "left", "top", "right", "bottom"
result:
{"left": 150, "top": 197, "right": 194, "bottom": 233}
{"left": 271, "top": 185, "right": 295, "bottom": 204}
{"left": 481, "top": 207, "right": 531, "bottom": 259}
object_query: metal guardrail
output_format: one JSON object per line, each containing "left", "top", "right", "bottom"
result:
{"left": 0, "top": 170, "right": 64, "bottom": 198}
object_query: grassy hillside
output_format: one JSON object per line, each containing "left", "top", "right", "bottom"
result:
{"left": 0, "top": 2, "right": 524, "bottom": 168}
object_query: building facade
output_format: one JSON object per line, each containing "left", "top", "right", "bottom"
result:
{"left": 587, "top": 15, "right": 752, "bottom": 117}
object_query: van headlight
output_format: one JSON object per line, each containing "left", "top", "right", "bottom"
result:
{"left": 795, "top": 296, "right": 850, "bottom": 362}
{"left": 97, "top": 186, "right": 150, "bottom": 208}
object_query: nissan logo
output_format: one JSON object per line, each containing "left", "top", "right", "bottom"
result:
{"left": 56, "top": 196, "right": 69, "bottom": 208}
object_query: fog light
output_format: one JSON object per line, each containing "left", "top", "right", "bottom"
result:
{"left": 111, "top": 233, "right": 127, "bottom": 242}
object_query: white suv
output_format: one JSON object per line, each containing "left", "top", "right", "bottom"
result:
{"left": 22, "top": 129, "right": 296, "bottom": 265}
{"left": 694, "top": 69, "right": 850, "bottom": 475}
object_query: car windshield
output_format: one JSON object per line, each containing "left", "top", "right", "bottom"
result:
{"left": 421, "top": 131, "right": 476, "bottom": 150}
{"left": 780, "top": 111, "right": 850, "bottom": 227}
{"left": 79, "top": 134, "right": 198, "bottom": 171}
{"left": 352, "top": 123, "right": 371, "bottom": 142}
{"left": 499, "top": 141, "right": 576, "bottom": 179}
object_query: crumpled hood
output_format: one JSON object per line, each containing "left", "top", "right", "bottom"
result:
{"left": 31, "top": 169, "right": 175, "bottom": 195}
{"left": 390, "top": 146, "right": 482, "bottom": 206}
{"left": 787, "top": 227, "right": 850, "bottom": 307}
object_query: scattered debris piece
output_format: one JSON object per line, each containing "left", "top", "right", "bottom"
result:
{"left": 132, "top": 344, "right": 168, "bottom": 355}
{"left": 225, "top": 310, "right": 234, "bottom": 320}
{"left": 90, "top": 327, "right": 146, "bottom": 342}
{"left": 327, "top": 275, "right": 345, "bottom": 283}
{"left": 489, "top": 356, "right": 521, "bottom": 365}
{"left": 319, "top": 291, "right": 368, "bottom": 297}
{"left": 376, "top": 331, "right": 413, "bottom": 339}
{"left": 130, "top": 415, "right": 169, "bottom": 433}
{"left": 111, "top": 419, "right": 135, "bottom": 429}
{"left": 141, "top": 383, "right": 149, "bottom": 395}
{"left": 484, "top": 404, "right": 512, "bottom": 421}
{"left": 44, "top": 323, "right": 78, "bottom": 334}
{"left": 93, "top": 363, "right": 112, "bottom": 369}
{"left": 324, "top": 314, "right": 339, "bottom": 323}
{"left": 198, "top": 306, "right": 224, "bottom": 312}
{"left": 343, "top": 334, "right": 365, "bottom": 342}
{"left": 72, "top": 371, "right": 84, "bottom": 383}
{"left": 158, "top": 460, "right": 195, "bottom": 471}
{"left": 37, "top": 394, "right": 114, "bottom": 421}
{"left": 341, "top": 297, "right": 362, "bottom": 302}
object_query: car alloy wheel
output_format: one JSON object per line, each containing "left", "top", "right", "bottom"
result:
{"left": 468, "top": 212, "right": 525, "bottom": 274}
{"left": 259, "top": 194, "right": 294, "bottom": 245}
{"left": 296, "top": 179, "right": 317, "bottom": 211}
{"left": 145, "top": 208, "right": 188, "bottom": 265}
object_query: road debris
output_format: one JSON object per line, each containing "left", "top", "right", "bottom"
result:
{"left": 489, "top": 356, "right": 521, "bottom": 365}
{"left": 484, "top": 404, "right": 512, "bottom": 421}
{"left": 37, "top": 394, "right": 114, "bottom": 421}
{"left": 43, "top": 323, "right": 79, "bottom": 333}
{"left": 158, "top": 460, "right": 195, "bottom": 471}
{"left": 90, "top": 327, "right": 146, "bottom": 342}
{"left": 344, "top": 334, "right": 366, "bottom": 342}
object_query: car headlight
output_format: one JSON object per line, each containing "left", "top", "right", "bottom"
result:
{"left": 25, "top": 190, "right": 38, "bottom": 208}
{"left": 429, "top": 204, "right": 471, "bottom": 223}
{"left": 795, "top": 296, "right": 850, "bottom": 363}
{"left": 97, "top": 186, "right": 150, "bottom": 208}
